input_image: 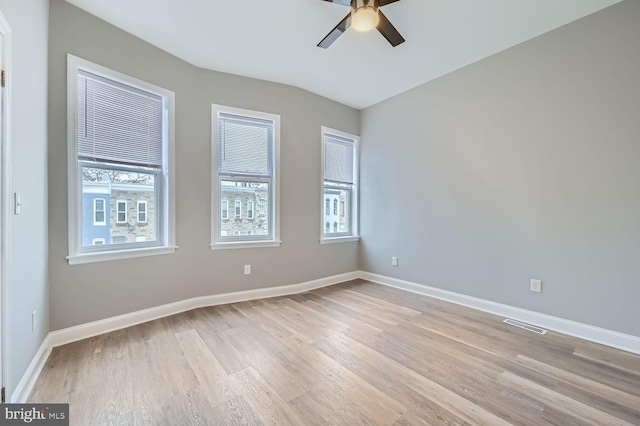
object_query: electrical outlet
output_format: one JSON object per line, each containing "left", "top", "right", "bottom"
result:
{"left": 391, "top": 256, "right": 398, "bottom": 266}
{"left": 530, "top": 279, "right": 542, "bottom": 293}
{"left": 244, "top": 265, "right": 251, "bottom": 275}
{"left": 32, "top": 310, "right": 37, "bottom": 332}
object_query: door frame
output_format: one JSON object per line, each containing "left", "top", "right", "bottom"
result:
{"left": 0, "top": 9, "right": 12, "bottom": 402}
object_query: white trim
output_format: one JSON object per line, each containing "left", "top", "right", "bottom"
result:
{"left": 211, "top": 104, "right": 281, "bottom": 248}
{"left": 0, "top": 9, "right": 11, "bottom": 401}
{"left": 67, "top": 245, "right": 178, "bottom": 265}
{"left": 320, "top": 126, "right": 360, "bottom": 243}
{"left": 136, "top": 200, "right": 147, "bottom": 223}
{"left": 115, "top": 199, "right": 127, "bottom": 224}
{"left": 93, "top": 197, "right": 106, "bottom": 225}
{"left": 48, "top": 271, "right": 359, "bottom": 348}
{"left": 359, "top": 271, "right": 640, "bottom": 355}
{"left": 319, "top": 236, "right": 360, "bottom": 244}
{"left": 15, "top": 270, "right": 640, "bottom": 402}
{"left": 10, "top": 335, "right": 51, "bottom": 403}
{"left": 210, "top": 240, "right": 281, "bottom": 250}
{"left": 67, "top": 54, "right": 176, "bottom": 265}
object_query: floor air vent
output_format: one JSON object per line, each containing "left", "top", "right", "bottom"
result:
{"left": 503, "top": 319, "right": 548, "bottom": 335}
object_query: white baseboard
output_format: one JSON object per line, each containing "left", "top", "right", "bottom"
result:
{"left": 11, "top": 334, "right": 52, "bottom": 403}
{"left": 359, "top": 271, "right": 640, "bottom": 355}
{"left": 47, "top": 270, "right": 359, "bottom": 349}
{"left": 18, "top": 269, "right": 640, "bottom": 403}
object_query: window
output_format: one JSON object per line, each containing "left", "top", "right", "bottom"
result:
{"left": 221, "top": 200, "right": 228, "bottom": 220}
{"left": 67, "top": 55, "right": 175, "bottom": 265}
{"left": 93, "top": 198, "right": 105, "bottom": 225}
{"left": 321, "top": 127, "right": 359, "bottom": 242}
{"left": 116, "top": 200, "right": 127, "bottom": 224}
{"left": 212, "top": 105, "right": 280, "bottom": 248}
{"left": 92, "top": 238, "right": 105, "bottom": 245}
{"left": 137, "top": 200, "right": 147, "bottom": 223}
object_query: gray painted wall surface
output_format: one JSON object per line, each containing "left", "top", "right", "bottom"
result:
{"left": 0, "top": 0, "right": 50, "bottom": 393}
{"left": 48, "top": 0, "right": 359, "bottom": 330}
{"left": 360, "top": 0, "right": 640, "bottom": 336}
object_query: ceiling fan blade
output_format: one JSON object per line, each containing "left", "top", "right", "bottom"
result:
{"left": 320, "top": 0, "right": 352, "bottom": 5}
{"left": 317, "top": 13, "right": 351, "bottom": 49}
{"left": 379, "top": 0, "right": 400, "bottom": 5}
{"left": 376, "top": 10, "right": 405, "bottom": 47}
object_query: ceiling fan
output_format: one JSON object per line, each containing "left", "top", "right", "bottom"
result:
{"left": 317, "top": 0, "right": 405, "bottom": 48}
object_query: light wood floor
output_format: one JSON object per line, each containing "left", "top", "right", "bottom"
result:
{"left": 30, "top": 280, "right": 640, "bottom": 425}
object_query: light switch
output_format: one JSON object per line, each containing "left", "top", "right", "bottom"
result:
{"left": 14, "top": 193, "right": 21, "bottom": 215}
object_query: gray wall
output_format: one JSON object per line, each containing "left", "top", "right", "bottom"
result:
{"left": 0, "top": 0, "right": 50, "bottom": 395}
{"left": 360, "top": 0, "right": 640, "bottom": 336}
{"left": 48, "top": 0, "right": 359, "bottom": 330}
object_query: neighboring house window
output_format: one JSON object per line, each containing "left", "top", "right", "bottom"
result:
{"left": 321, "top": 127, "right": 359, "bottom": 242}
{"left": 247, "top": 230, "right": 252, "bottom": 235}
{"left": 137, "top": 200, "right": 147, "bottom": 223}
{"left": 221, "top": 200, "right": 228, "bottom": 220}
{"left": 93, "top": 198, "right": 106, "bottom": 225}
{"left": 67, "top": 55, "right": 175, "bottom": 264}
{"left": 233, "top": 230, "right": 240, "bottom": 236}
{"left": 212, "top": 104, "right": 280, "bottom": 248}
{"left": 325, "top": 222, "right": 330, "bottom": 233}
{"left": 116, "top": 200, "right": 127, "bottom": 224}
{"left": 92, "top": 238, "right": 105, "bottom": 245}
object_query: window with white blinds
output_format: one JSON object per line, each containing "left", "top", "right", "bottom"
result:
{"left": 77, "top": 70, "right": 164, "bottom": 168}
{"left": 212, "top": 105, "right": 280, "bottom": 248}
{"left": 67, "top": 55, "right": 176, "bottom": 265}
{"left": 321, "top": 127, "right": 359, "bottom": 242}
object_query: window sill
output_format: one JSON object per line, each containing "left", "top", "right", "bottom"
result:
{"left": 319, "top": 236, "right": 360, "bottom": 244}
{"left": 67, "top": 245, "right": 178, "bottom": 265}
{"left": 210, "top": 241, "right": 282, "bottom": 250}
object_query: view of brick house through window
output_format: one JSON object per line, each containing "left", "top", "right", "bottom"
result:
{"left": 83, "top": 170, "right": 156, "bottom": 246}
{"left": 220, "top": 182, "right": 269, "bottom": 237}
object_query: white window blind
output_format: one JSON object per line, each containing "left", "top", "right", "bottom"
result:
{"left": 218, "top": 113, "right": 272, "bottom": 176}
{"left": 324, "top": 134, "right": 354, "bottom": 184}
{"left": 77, "top": 70, "right": 164, "bottom": 168}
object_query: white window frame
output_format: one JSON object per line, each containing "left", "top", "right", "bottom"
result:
{"left": 211, "top": 104, "right": 281, "bottom": 250}
{"left": 67, "top": 55, "right": 176, "bottom": 265}
{"left": 116, "top": 200, "right": 128, "bottom": 224}
{"left": 320, "top": 126, "right": 360, "bottom": 244}
{"left": 137, "top": 200, "right": 147, "bottom": 223}
{"left": 234, "top": 199, "right": 242, "bottom": 218}
{"left": 221, "top": 200, "right": 229, "bottom": 220}
{"left": 247, "top": 201, "right": 254, "bottom": 219}
{"left": 93, "top": 198, "right": 106, "bottom": 226}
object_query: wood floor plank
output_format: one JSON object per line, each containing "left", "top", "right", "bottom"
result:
{"left": 499, "top": 371, "right": 636, "bottom": 426}
{"left": 28, "top": 281, "right": 640, "bottom": 426}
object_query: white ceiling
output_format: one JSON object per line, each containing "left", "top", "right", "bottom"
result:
{"left": 66, "top": 0, "right": 621, "bottom": 109}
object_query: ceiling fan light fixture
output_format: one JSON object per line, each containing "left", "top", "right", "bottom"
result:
{"left": 351, "top": 6, "right": 379, "bottom": 32}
